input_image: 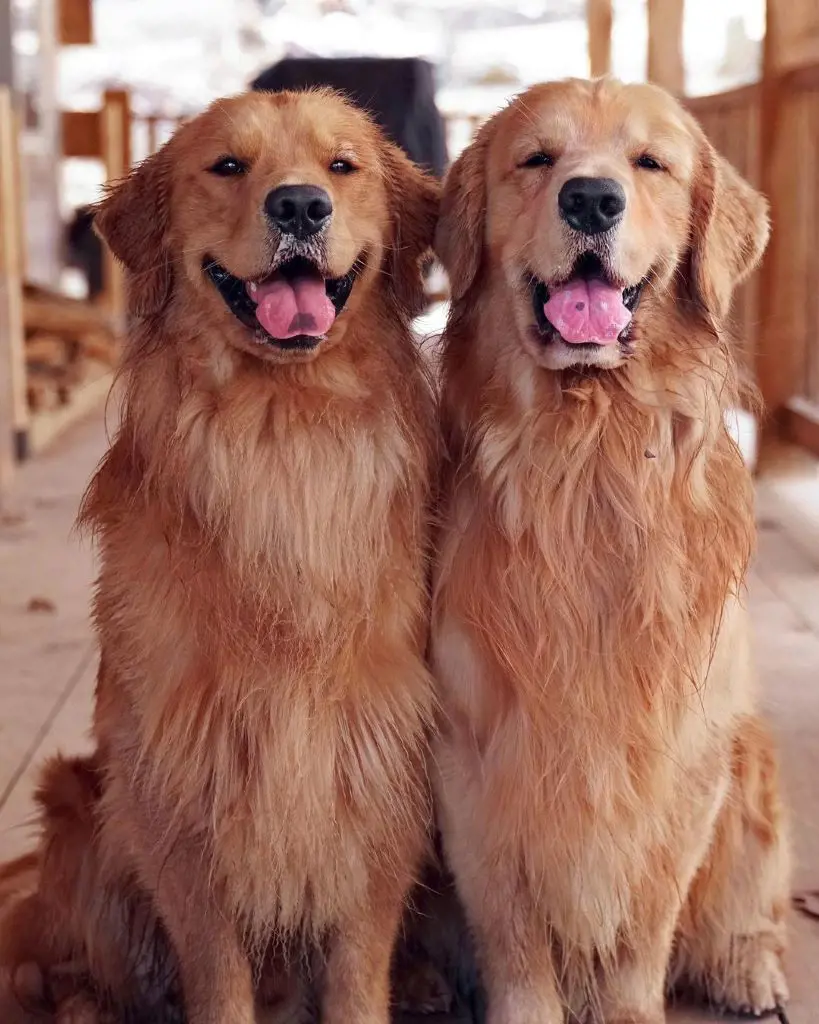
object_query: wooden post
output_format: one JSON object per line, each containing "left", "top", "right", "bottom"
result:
{"left": 0, "top": 0, "right": 12, "bottom": 92}
{"left": 587, "top": 0, "right": 613, "bottom": 78}
{"left": 0, "top": 8, "right": 12, "bottom": 488}
{"left": 0, "top": 87, "right": 29, "bottom": 470}
{"left": 756, "top": 0, "right": 819, "bottom": 428}
{"left": 764, "top": 0, "right": 819, "bottom": 72}
{"left": 100, "top": 88, "right": 131, "bottom": 328}
{"left": 58, "top": 0, "right": 93, "bottom": 45}
{"left": 647, "top": 0, "right": 685, "bottom": 95}
{"left": 146, "top": 115, "right": 159, "bottom": 155}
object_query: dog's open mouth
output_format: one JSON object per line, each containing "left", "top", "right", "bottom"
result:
{"left": 204, "top": 255, "right": 361, "bottom": 350}
{"left": 530, "top": 253, "right": 644, "bottom": 349}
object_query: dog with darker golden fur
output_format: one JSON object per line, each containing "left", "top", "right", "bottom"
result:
{"left": 431, "top": 78, "right": 790, "bottom": 1024}
{"left": 3, "top": 88, "right": 440, "bottom": 1024}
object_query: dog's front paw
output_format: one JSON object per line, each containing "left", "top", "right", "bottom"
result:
{"left": 708, "top": 936, "right": 789, "bottom": 1019}
{"left": 393, "top": 960, "right": 453, "bottom": 1015}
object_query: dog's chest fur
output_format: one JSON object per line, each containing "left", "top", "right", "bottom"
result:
{"left": 92, "top": 364, "right": 434, "bottom": 940}
{"left": 433, "top": 380, "right": 753, "bottom": 951}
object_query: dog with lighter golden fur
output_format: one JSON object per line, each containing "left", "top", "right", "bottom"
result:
{"left": 2, "top": 89, "right": 440, "bottom": 1024}
{"left": 431, "top": 78, "right": 790, "bottom": 1024}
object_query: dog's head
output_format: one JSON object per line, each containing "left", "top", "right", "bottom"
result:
{"left": 437, "top": 78, "right": 769, "bottom": 372}
{"left": 95, "top": 89, "right": 438, "bottom": 364}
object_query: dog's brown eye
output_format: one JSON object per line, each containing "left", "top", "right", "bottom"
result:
{"left": 329, "top": 159, "right": 356, "bottom": 175}
{"left": 208, "top": 156, "right": 247, "bottom": 177}
{"left": 635, "top": 154, "right": 664, "bottom": 171}
{"left": 519, "top": 152, "right": 555, "bottom": 169}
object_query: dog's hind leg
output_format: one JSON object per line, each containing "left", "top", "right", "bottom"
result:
{"left": 671, "top": 715, "right": 790, "bottom": 1018}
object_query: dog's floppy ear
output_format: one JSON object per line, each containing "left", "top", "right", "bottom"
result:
{"left": 382, "top": 142, "right": 440, "bottom": 318}
{"left": 93, "top": 148, "right": 173, "bottom": 318}
{"left": 435, "top": 128, "right": 489, "bottom": 302}
{"left": 688, "top": 139, "right": 770, "bottom": 323}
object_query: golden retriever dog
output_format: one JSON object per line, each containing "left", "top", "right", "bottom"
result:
{"left": 2, "top": 88, "right": 440, "bottom": 1024}
{"left": 0, "top": 754, "right": 471, "bottom": 1024}
{"left": 430, "top": 78, "right": 790, "bottom": 1024}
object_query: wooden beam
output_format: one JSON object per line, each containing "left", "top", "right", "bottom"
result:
{"left": 647, "top": 0, "right": 685, "bottom": 95}
{"left": 782, "top": 399, "right": 819, "bottom": 458}
{"left": 756, "top": 0, "right": 806, "bottom": 418}
{"left": 0, "top": 87, "right": 29, "bottom": 470}
{"left": 587, "top": 0, "right": 613, "bottom": 78}
{"left": 101, "top": 88, "right": 131, "bottom": 181}
{"left": 0, "top": 0, "right": 13, "bottom": 90}
{"left": 61, "top": 109, "right": 101, "bottom": 159}
{"left": 766, "top": 0, "right": 819, "bottom": 73}
{"left": 146, "top": 115, "right": 159, "bottom": 156}
{"left": 100, "top": 89, "right": 131, "bottom": 329}
{"left": 58, "top": 0, "right": 93, "bottom": 45}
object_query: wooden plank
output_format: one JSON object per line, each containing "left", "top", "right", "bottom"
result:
{"left": 758, "top": 88, "right": 812, "bottom": 415}
{"left": 767, "top": 0, "right": 819, "bottom": 73}
{"left": 757, "top": 1, "right": 813, "bottom": 419}
{"left": 101, "top": 88, "right": 131, "bottom": 180}
{"left": 757, "top": 0, "right": 785, "bottom": 419}
{"left": 28, "top": 368, "right": 113, "bottom": 456}
{"left": 684, "top": 86, "right": 764, "bottom": 379}
{"left": 12, "top": 105, "right": 28, "bottom": 286}
{"left": 647, "top": 0, "right": 685, "bottom": 95}
{"left": 58, "top": 0, "right": 93, "bottom": 45}
{"left": 0, "top": 87, "right": 29, "bottom": 466}
{"left": 100, "top": 89, "right": 131, "bottom": 328}
{"left": 0, "top": 84, "right": 16, "bottom": 488}
{"left": 146, "top": 115, "right": 159, "bottom": 156}
{"left": 782, "top": 398, "right": 819, "bottom": 457}
{"left": 61, "top": 91, "right": 132, "bottom": 330}
{"left": 61, "top": 109, "right": 101, "bottom": 159}
{"left": 686, "top": 83, "right": 760, "bottom": 116}
{"left": 804, "top": 92, "right": 819, "bottom": 407}
{"left": 587, "top": 0, "right": 613, "bottom": 78}
{"left": 23, "top": 284, "right": 116, "bottom": 344}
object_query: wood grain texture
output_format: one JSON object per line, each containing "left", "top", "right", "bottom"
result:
{"left": 586, "top": 0, "right": 613, "bottom": 78}
{"left": 0, "top": 86, "right": 29, "bottom": 474}
{"left": 757, "top": 3, "right": 819, "bottom": 415}
{"left": 685, "top": 85, "right": 762, "bottom": 382}
{"left": 58, "top": 0, "right": 93, "bottom": 45}
{"left": 647, "top": 0, "right": 684, "bottom": 95}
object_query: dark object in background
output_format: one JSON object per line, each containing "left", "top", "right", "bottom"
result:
{"left": 252, "top": 58, "right": 449, "bottom": 178}
{"left": 64, "top": 61, "right": 447, "bottom": 305}
{"left": 394, "top": 844, "right": 486, "bottom": 1024}
{"left": 65, "top": 206, "right": 104, "bottom": 300}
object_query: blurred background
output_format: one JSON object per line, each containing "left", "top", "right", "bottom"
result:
{"left": 0, "top": 3, "right": 818, "bottom": 1021}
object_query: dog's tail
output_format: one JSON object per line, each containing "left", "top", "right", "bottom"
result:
{"left": 0, "top": 754, "right": 106, "bottom": 1021}
{"left": 0, "top": 852, "right": 39, "bottom": 910}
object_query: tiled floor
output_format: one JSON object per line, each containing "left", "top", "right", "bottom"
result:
{"left": 0, "top": 410, "right": 817, "bottom": 1023}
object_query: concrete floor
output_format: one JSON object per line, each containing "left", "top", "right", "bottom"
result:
{"left": 0, "top": 410, "right": 817, "bottom": 1023}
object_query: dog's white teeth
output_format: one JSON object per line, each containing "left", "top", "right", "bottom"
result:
{"left": 248, "top": 282, "right": 258, "bottom": 298}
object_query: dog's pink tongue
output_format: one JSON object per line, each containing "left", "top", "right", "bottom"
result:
{"left": 249, "top": 275, "right": 335, "bottom": 339}
{"left": 543, "top": 278, "right": 631, "bottom": 344}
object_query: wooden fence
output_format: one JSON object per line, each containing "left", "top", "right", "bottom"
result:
{"left": 685, "top": 85, "right": 763, "bottom": 380}
{"left": 0, "top": 87, "right": 188, "bottom": 473}
{"left": 687, "top": 74, "right": 819, "bottom": 424}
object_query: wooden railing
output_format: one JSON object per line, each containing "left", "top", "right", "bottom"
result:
{"left": 685, "top": 85, "right": 763, "bottom": 379}
{"left": 687, "top": 73, "right": 819, "bottom": 435}
{"left": 761, "top": 64, "right": 819, "bottom": 424}
{"left": 0, "top": 86, "right": 28, "bottom": 477}
{"left": 0, "top": 86, "right": 191, "bottom": 475}
{"left": 62, "top": 90, "right": 187, "bottom": 327}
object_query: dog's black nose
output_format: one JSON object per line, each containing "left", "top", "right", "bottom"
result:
{"left": 558, "top": 177, "right": 626, "bottom": 235}
{"left": 265, "top": 185, "right": 333, "bottom": 239}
